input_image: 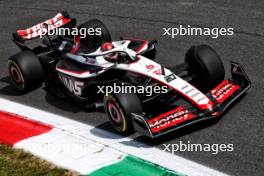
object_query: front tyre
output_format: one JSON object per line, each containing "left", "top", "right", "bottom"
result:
{"left": 185, "top": 44, "right": 225, "bottom": 90}
{"left": 104, "top": 93, "right": 143, "bottom": 135}
{"left": 8, "top": 50, "right": 44, "bottom": 92}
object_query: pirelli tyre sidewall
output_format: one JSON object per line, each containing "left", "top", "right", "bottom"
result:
{"left": 104, "top": 93, "right": 143, "bottom": 135}
{"left": 8, "top": 50, "right": 44, "bottom": 92}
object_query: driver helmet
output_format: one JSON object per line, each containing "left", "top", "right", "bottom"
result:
{"left": 101, "top": 42, "right": 118, "bottom": 62}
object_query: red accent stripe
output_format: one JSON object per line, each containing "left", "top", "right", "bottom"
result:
{"left": 211, "top": 80, "right": 229, "bottom": 94}
{"left": 70, "top": 35, "right": 81, "bottom": 54}
{"left": 56, "top": 67, "right": 90, "bottom": 75}
{"left": 211, "top": 80, "right": 240, "bottom": 104}
{"left": 136, "top": 40, "right": 148, "bottom": 53}
{"left": 17, "top": 13, "right": 71, "bottom": 40}
{"left": 0, "top": 110, "right": 52, "bottom": 145}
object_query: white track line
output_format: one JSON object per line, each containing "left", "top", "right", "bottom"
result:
{"left": 0, "top": 97, "right": 229, "bottom": 176}
{"left": 15, "top": 128, "right": 124, "bottom": 174}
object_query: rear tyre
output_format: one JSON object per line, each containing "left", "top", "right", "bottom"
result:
{"left": 104, "top": 92, "right": 143, "bottom": 135}
{"left": 8, "top": 50, "right": 44, "bottom": 92}
{"left": 185, "top": 44, "right": 225, "bottom": 90}
{"left": 78, "top": 19, "right": 111, "bottom": 52}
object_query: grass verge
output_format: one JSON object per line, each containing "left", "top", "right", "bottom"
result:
{"left": 0, "top": 144, "right": 78, "bottom": 176}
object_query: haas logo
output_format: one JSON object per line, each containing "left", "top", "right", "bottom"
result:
{"left": 59, "top": 76, "right": 84, "bottom": 96}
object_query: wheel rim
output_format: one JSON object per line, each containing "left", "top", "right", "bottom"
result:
{"left": 10, "top": 65, "right": 22, "bottom": 83}
{"left": 107, "top": 101, "right": 122, "bottom": 124}
{"left": 9, "top": 62, "right": 25, "bottom": 89}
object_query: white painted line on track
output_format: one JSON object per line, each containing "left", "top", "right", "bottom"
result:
{"left": 0, "top": 97, "right": 229, "bottom": 176}
{"left": 15, "top": 128, "right": 124, "bottom": 174}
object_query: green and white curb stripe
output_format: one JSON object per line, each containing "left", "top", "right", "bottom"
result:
{"left": 0, "top": 98, "right": 229, "bottom": 176}
{"left": 15, "top": 129, "right": 182, "bottom": 175}
{"left": 89, "top": 155, "right": 184, "bottom": 176}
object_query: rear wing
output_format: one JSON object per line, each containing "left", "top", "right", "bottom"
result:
{"left": 13, "top": 12, "right": 73, "bottom": 41}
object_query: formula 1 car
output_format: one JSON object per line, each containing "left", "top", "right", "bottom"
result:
{"left": 8, "top": 12, "right": 251, "bottom": 138}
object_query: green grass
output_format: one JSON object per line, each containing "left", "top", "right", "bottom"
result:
{"left": 0, "top": 144, "right": 78, "bottom": 176}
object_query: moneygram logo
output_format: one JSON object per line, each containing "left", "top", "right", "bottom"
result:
{"left": 149, "top": 109, "right": 189, "bottom": 129}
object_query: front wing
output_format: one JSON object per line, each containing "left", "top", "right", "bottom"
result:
{"left": 131, "top": 62, "right": 251, "bottom": 138}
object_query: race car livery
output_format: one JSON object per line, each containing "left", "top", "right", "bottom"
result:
{"left": 8, "top": 12, "right": 251, "bottom": 138}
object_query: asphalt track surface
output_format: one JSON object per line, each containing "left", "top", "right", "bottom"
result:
{"left": 0, "top": 0, "right": 263, "bottom": 176}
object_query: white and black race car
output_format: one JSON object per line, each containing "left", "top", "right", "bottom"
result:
{"left": 8, "top": 12, "right": 251, "bottom": 138}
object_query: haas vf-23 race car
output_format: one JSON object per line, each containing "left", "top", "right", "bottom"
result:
{"left": 8, "top": 12, "right": 251, "bottom": 138}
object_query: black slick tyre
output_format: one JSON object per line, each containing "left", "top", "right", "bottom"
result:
{"left": 104, "top": 92, "right": 143, "bottom": 135}
{"left": 8, "top": 50, "right": 44, "bottom": 92}
{"left": 185, "top": 44, "right": 225, "bottom": 90}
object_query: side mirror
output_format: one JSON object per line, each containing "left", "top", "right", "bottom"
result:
{"left": 136, "top": 40, "right": 157, "bottom": 56}
{"left": 148, "top": 40, "right": 157, "bottom": 48}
